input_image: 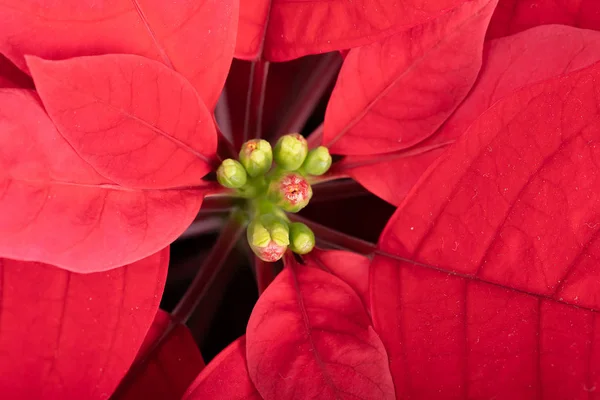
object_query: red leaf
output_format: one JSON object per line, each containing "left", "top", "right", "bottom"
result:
{"left": 184, "top": 336, "right": 261, "bottom": 400}
{"left": 342, "top": 24, "right": 600, "bottom": 205}
{"left": 28, "top": 54, "right": 216, "bottom": 189}
{"left": 322, "top": 0, "right": 497, "bottom": 155}
{"left": 374, "top": 61, "right": 600, "bottom": 398}
{"left": 488, "top": 0, "right": 600, "bottom": 40}
{"left": 0, "top": 0, "right": 237, "bottom": 108}
{"left": 0, "top": 54, "right": 33, "bottom": 89}
{"left": 0, "top": 248, "right": 168, "bottom": 399}
{"left": 0, "top": 89, "right": 202, "bottom": 272}
{"left": 246, "top": 255, "right": 395, "bottom": 399}
{"left": 114, "top": 310, "right": 205, "bottom": 400}
{"left": 236, "top": 0, "right": 477, "bottom": 61}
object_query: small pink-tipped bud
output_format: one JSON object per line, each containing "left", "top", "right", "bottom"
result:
{"left": 247, "top": 214, "right": 290, "bottom": 262}
{"left": 267, "top": 172, "right": 313, "bottom": 213}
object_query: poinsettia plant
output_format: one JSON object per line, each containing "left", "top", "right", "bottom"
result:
{"left": 2, "top": 0, "right": 600, "bottom": 399}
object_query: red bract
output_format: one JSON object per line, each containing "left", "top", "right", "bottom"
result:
{"left": 183, "top": 337, "right": 261, "bottom": 400}
{"left": 28, "top": 54, "right": 217, "bottom": 189}
{"left": 236, "top": 0, "right": 472, "bottom": 61}
{"left": 0, "top": 249, "right": 168, "bottom": 399}
{"left": 0, "top": 0, "right": 237, "bottom": 107}
{"left": 0, "top": 89, "right": 204, "bottom": 271}
{"left": 374, "top": 61, "right": 600, "bottom": 398}
{"left": 113, "top": 311, "right": 205, "bottom": 400}
{"left": 322, "top": 0, "right": 497, "bottom": 155}
{"left": 488, "top": 0, "right": 600, "bottom": 39}
{"left": 0, "top": 54, "right": 32, "bottom": 89}
{"left": 5, "top": 0, "right": 600, "bottom": 397}
{"left": 246, "top": 253, "right": 394, "bottom": 399}
{"left": 340, "top": 24, "right": 600, "bottom": 205}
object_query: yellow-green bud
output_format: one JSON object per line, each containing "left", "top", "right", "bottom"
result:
{"left": 239, "top": 139, "right": 273, "bottom": 177}
{"left": 217, "top": 159, "right": 247, "bottom": 188}
{"left": 247, "top": 214, "right": 290, "bottom": 262}
{"left": 273, "top": 133, "right": 308, "bottom": 171}
{"left": 302, "top": 146, "right": 332, "bottom": 176}
{"left": 288, "top": 223, "right": 315, "bottom": 254}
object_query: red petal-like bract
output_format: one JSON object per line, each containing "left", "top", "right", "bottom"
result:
{"left": 322, "top": 0, "right": 497, "bottom": 155}
{"left": 374, "top": 61, "right": 600, "bottom": 398}
{"left": 114, "top": 310, "right": 205, "bottom": 400}
{"left": 28, "top": 54, "right": 216, "bottom": 189}
{"left": 0, "top": 0, "right": 237, "bottom": 108}
{"left": 0, "top": 89, "right": 202, "bottom": 272}
{"left": 307, "top": 249, "right": 371, "bottom": 311}
{"left": 488, "top": 0, "right": 600, "bottom": 40}
{"left": 0, "top": 248, "right": 168, "bottom": 399}
{"left": 246, "top": 255, "right": 395, "bottom": 399}
{"left": 236, "top": 0, "right": 474, "bottom": 61}
{"left": 343, "top": 24, "right": 600, "bottom": 206}
{"left": 184, "top": 337, "right": 261, "bottom": 400}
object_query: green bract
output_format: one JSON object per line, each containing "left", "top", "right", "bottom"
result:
{"left": 273, "top": 133, "right": 308, "bottom": 171}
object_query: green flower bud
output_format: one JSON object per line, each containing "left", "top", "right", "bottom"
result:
{"left": 239, "top": 139, "right": 273, "bottom": 177}
{"left": 302, "top": 146, "right": 332, "bottom": 176}
{"left": 273, "top": 133, "right": 308, "bottom": 171}
{"left": 217, "top": 159, "right": 248, "bottom": 188}
{"left": 267, "top": 172, "right": 313, "bottom": 213}
{"left": 288, "top": 223, "right": 315, "bottom": 254}
{"left": 247, "top": 214, "right": 290, "bottom": 262}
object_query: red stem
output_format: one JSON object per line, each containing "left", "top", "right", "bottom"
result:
{"left": 254, "top": 256, "right": 276, "bottom": 295}
{"left": 288, "top": 214, "right": 376, "bottom": 255}
{"left": 310, "top": 178, "right": 370, "bottom": 203}
{"left": 196, "top": 195, "right": 238, "bottom": 216}
{"left": 172, "top": 212, "right": 246, "bottom": 322}
{"left": 272, "top": 53, "right": 342, "bottom": 140}
{"left": 240, "top": 60, "right": 270, "bottom": 147}
{"left": 306, "top": 123, "right": 324, "bottom": 149}
{"left": 113, "top": 213, "right": 246, "bottom": 394}
{"left": 179, "top": 216, "right": 224, "bottom": 239}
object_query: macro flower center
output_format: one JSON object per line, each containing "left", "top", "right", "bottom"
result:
{"left": 215, "top": 134, "right": 331, "bottom": 261}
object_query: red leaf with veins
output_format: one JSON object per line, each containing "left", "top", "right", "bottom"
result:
{"left": 236, "top": 0, "right": 474, "bottom": 61}
{"left": 0, "top": 248, "right": 168, "bottom": 399}
{"left": 114, "top": 310, "right": 205, "bottom": 400}
{"left": 322, "top": 0, "right": 497, "bottom": 155}
{"left": 488, "top": 0, "right": 600, "bottom": 40}
{"left": 246, "top": 254, "right": 394, "bottom": 400}
{"left": 28, "top": 54, "right": 216, "bottom": 189}
{"left": 342, "top": 24, "right": 600, "bottom": 206}
{"left": 374, "top": 61, "right": 600, "bottom": 398}
{"left": 184, "top": 337, "right": 261, "bottom": 400}
{"left": 0, "top": 89, "right": 202, "bottom": 272}
{"left": 0, "top": 0, "right": 237, "bottom": 108}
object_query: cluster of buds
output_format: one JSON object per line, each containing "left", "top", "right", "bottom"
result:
{"left": 216, "top": 134, "right": 332, "bottom": 262}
